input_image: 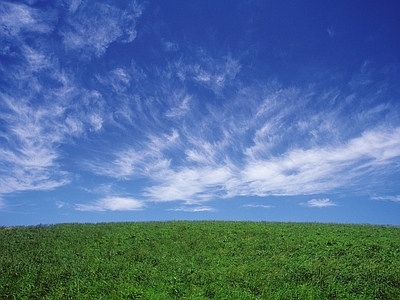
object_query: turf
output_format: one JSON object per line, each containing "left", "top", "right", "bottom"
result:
{"left": 1, "top": 221, "right": 400, "bottom": 299}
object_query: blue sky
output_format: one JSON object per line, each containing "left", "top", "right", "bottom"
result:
{"left": 1, "top": 0, "right": 400, "bottom": 226}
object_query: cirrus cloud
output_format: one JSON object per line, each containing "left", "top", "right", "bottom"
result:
{"left": 301, "top": 198, "right": 337, "bottom": 208}
{"left": 61, "top": 1, "right": 143, "bottom": 57}
{"left": 75, "top": 197, "right": 145, "bottom": 212}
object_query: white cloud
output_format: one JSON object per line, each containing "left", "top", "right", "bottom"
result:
{"left": 56, "top": 201, "right": 66, "bottom": 209}
{"left": 85, "top": 149, "right": 141, "bottom": 179}
{"left": 68, "top": 0, "right": 83, "bottom": 13}
{"left": 61, "top": 1, "right": 143, "bottom": 57}
{"left": 0, "top": 2, "right": 55, "bottom": 37}
{"left": 81, "top": 183, "right": 116, "bottom": 195}
{"left": 238, "top": 127, "right": 400, "bottom": 197}
{"left": 243, "top": 204, "right": 273, "bottom": 208}
{"left": 371, "top": 195, "right": 400, "bottom": 202}
{"left": 168, "top": 205, "right": 215, "bottom": 212}
{"left": 165, "top": 93, "right": 191, "bottom": 118}
{"left": 301, "top": 198, "right": 337, "bottom": 208}
{"left": 80, "top": 63, "right": 400, "bottom": 205}
{"left": 96, "top": 68, "right": 132, "bottom": 93}
{"left": 89, "top": 114, "right": 103, "bottom": 131}
{"left": 349, "top": 61, "right": 373, "bottom": 89}
{"left": 0, "top": 42, "right": 107, "bottom": 199}
{"left": 144, "top": 166, "right": 233, "bottom": 202}
{"left": 0, "top": 96, "right": 71, "bottom": 195}
{"left": 81, "top": 72, "right": 400, "bottom": 204}
{"left": 85, "top": 130, "right": 180, "bottom": 179}
{"left": 75, "top": 197, "right": 145, "bottom": 211}
{"left": 163, "top": 41, "right": 179, "bottom": 52}
{"left": 22, "top": 45, "right": 52, "bottom": 72}
{"left": 172, "top": 54, "right": 241, "bottom": 94}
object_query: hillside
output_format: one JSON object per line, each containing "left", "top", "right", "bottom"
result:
{"left": 1, "top": 221, "right": 399, "bottom": 299}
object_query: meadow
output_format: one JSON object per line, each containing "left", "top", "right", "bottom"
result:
{"left": 1, "top": 221, "right": 399, "bottom": 299}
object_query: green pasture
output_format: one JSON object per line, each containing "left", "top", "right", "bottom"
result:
{"left": 1, "top": 221, "right": 399, "bottom": 299}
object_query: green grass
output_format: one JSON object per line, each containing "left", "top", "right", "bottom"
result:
{"left": 1, "top": 221, "right": 400, "bottom": 299}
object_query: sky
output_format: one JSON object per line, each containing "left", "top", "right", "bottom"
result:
{"left": 1, "top": 0, "right": 400, "bottom": 226}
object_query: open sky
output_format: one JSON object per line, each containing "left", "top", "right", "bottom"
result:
{"left": 1, "top": 0, "right": 400, "bottom": 226}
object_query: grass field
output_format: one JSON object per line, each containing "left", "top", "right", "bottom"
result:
{"left": 1, "top": 221, "right": 400, "bottom": 299}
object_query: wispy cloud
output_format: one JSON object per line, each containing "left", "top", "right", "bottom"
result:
{"left": 82, "top": 64, "right": 400, "bottom": 204}
{"left": 243, "top": 204, "right": 273, "bottom": 209}
{"left": 81, "top": 183, "right": 116, "bottom": 195}
{"left": 165, "top": 92, "right": 191, "bottom": 118}
{"left": 61, "top": 1, "right": 143, "bottom": 57}
{"left": 144, "top": 166, "right": 233, "bottom": 202}
{"left": 0, "top": 96, "right": 70, "bottom": 195}
{"left": 301, "top": 198, "right": 337, "bottom": 208}
{"left": 168, "top": 205, "right": 215, "bottom": 212}
{"left": 0, "top": 9, "right": 109, "bottom": 201}
{"left": 371, "top": 195, "right": 400, "bottom": 202}
{"left": 327, "top": 28, "right": 335, "bottom": 37}
{"left": 86, "top": 130, "right": 179, "bottom": 179}
{"left": 96, "top": 68, "right": 132, "bottom": 93}
{"left": 163, "top": 41, "right": 179, "bottom": 52}
{"left": 0, "top": 2, "right": 55, "bottom": 37}
{"left": 240, "top": 127, "right": 400, "bottom": 196}
{"left": 349, "top": 61, "right": 373, "bottom": 89}
{"left": 56, "top": 201, "right": 67, "bottom": 209}
{"left": 171, "top": 53, "right": 241, "bottom": 95}
{"left": 75, "top": 197, "right": 145, "bottom": 211}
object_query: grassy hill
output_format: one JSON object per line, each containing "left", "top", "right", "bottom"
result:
{"left": 1, "top": 221, "right": 399, "bottom": 299}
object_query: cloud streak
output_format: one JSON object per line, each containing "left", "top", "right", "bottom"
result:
{"left": 301, "top": 198, "right": 337, "bottom": 208}
{"left": 239, "top": 127, "right": 400, "bottom": 197}
{"left": 243, "top": 204, "right": 273, "bottom": 209}
{"left": 0, "top": 2, "right": 55, "bottom": 37}
{"left": 82, "top": 55, "right": 400, "bottom": 204}
{"left": 372, "top": 195, "right": 400, "bottom": 202}
{"left": 75, "top": 197, "right": 145, "bottom": 211}
{"left": 168, "top": 205, "right": 215, "bottom": 212}
{"left": 61, "top": 1, "right": 143, "bottom": 57}
{"left": 0, "top": 95, "right": 70, "bottom": 195}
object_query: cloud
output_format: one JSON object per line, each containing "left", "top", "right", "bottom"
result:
{"left": 0, "top": 2, "right": 55, "bottom": 37}
{"left": 168, "top": 205, "right": 215, "bottom": 212}
{"left": 0, "top": 64, "right": 107, "bottom": 197}
{"left": 75, "top": 197, "right": 145, "bottom": 211}
{"left": 371, "top": 195, "right": 400, "bottom": 202}
{"left": 85, "top": 129, "right": 180, "bottom": 179}
{"left": 89, "top": 114, "right": 103, "bottom": 131}
{"left": 349, "top": 61, "right": 373, "bottom": 89}
{"left": 0, "top": 25, "right": 107, "bottom": 199}
{"left": 56, "top": 201, "right": 66, "bottom": 209}
{"left": 301, "top": 198, "right": 337, "bottom": 208}
{"left": 243, "top": 204, "right": 273, "bottom": 208}
{"left": 165, "top": 92, "right": 191, "bottom": 118}
{"left": 81, "top": 183, "right": 116, "bottom": 195}
{"left": 68, "top": 0, "right": 83, "bottom": 13}
{"left": 81, "top": 67, "right": 400, "bottom": 205}
{"left": 172, "top": 53, "right": 241, "bottom": 94}
{"left": 238, "top": 127, "right": 400, "bottom": 197}
{"left": 61, "top": 1, "right": 143, "bottom": 57}
{"left": 163, "top": 41, "right": 179, "bottom": 52}
{"left": 96, "top": 68, "right": 132, "bottom": 93}
{"left": 0, "top": 96, "right": 71, "bottom": 195}
{"left": 144, "top": 165, "right": 233, "bottom": 202}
